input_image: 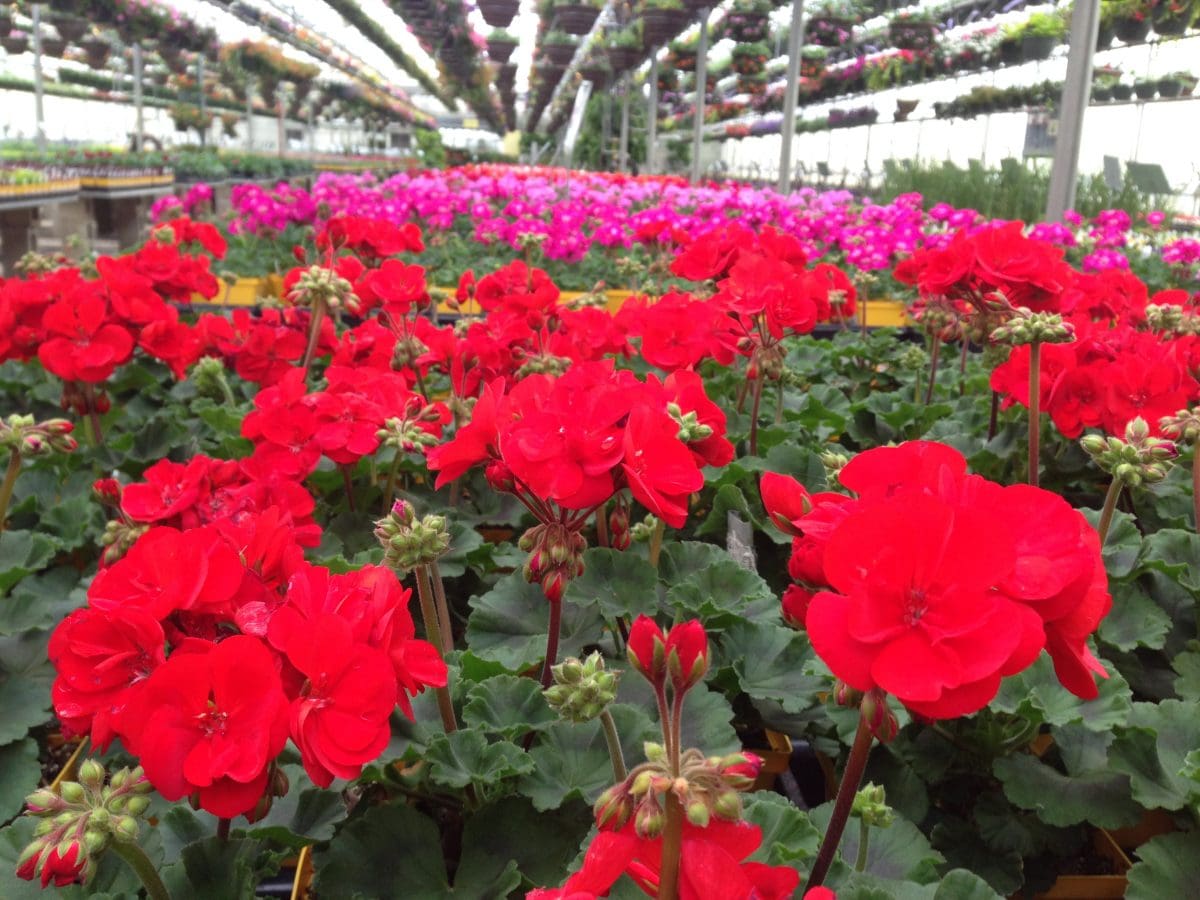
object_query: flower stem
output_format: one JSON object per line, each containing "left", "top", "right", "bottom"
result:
{"left": 1028, "top": 340, "right": 1041, "bottom": 487}
{"left": 216, "top": 817, "right": 230, "bottom": 841}
{"left": 0, "top": 451, "right": 21, "bottom": 535}
{"left": 381, "top": 452, "right": 401, "bottom": 516}
{"left": 659, "top": 792, "right": 684, "bottom": 900}
{"left": 110, "top": 840, "right": 171, "bottom": 900}
{"left": 539, "top": 595, "right": 563, "bottom": 689}
{"left": 429, "top": 560, "right": 454, "bottom": 652}
{"left": 806, "top": 712, "right": 875, "bottom": 890}
{"left": 300, "top": 297, "right": 326, "bottom": 375}
{"left": 598, "top": 708, "right": 627, "bottom": 783}
{"left": 923, "top": 336, "right": 941, "bottom": 405}
{"left": 1192, "top": 450, "right": 1199, "bottom": 535}
{"left": 414, "top": 565, "right": 458, "bottom": 733}
{"left": 855, "top": 819, "right": 871, "bottom": 872}
{"left": 987, "top": 390, "right": 1000, "bottom": 442}
{"left": 1096, "top": 478, "right": 1123, "bottom": 545}
{"left": 595, "top": 502, "right": 609, "bottom": 548}
{"left": 647, "top": 517, "right": 666, "bottom": 569}
{"left": 748, "top": 374, "right": 766, "bottom": 456}
{"left": 340, "top": 465, "right": 356, "bottom": 513}
{"left": 958, "top": 338, "right": 969, "bottom": 396}
{"left": 82, "top": 384, "right": 104, "bottom": 446}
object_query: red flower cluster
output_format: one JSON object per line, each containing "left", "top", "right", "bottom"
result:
{"left": 241, "top": 366, "right": 449, "bottom": 477}
{"left": 428, "top": 361, "right": 731, "bottom": 530}
{"left": 527, "top": 818, "right": 800, "bottom": 900}
{"left": 991, "top": 322, "right": 1200, "bottom": 438}
{"left": 49, "top": 516, "right": 446, "bottom": 813}
{"left": 762, "top": 441, "right": 1111, "bottom": 718}
{"left": 895, "top": 222, "right": 1072, "bottom": 311}
{"left": 317, "top": 214, "right": 425, "bottom": 261}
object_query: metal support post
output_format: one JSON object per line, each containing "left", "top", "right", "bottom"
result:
{"left": 132, "top": 43, "right": 144, "bottom": 152}
{"left": 778, "top": 1, "right": 806, "bottom": 192}
{"left": 32, "top": 4, "right": 45, "bottom": 151}
{"left": 1045, "top": 0, "right": 1101, "bottom": 220}
{"left": 690, "top": 8, "right": 710, "bottom": 183}
{"left": 198, "top": 55, "right": 207, "bottom": 147}
{"left": 647, "top": 55, "right": 659, "bottom": 174}
{"left": 618, "top": 77, "right": 630, "bottom": 172}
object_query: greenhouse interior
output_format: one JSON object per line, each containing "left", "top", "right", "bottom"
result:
{"left": 2, "top": 0, "right": 1200, "bottom": 898}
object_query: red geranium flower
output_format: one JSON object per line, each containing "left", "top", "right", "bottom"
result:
{"left": 124, "top": 636, "right": 289, "bottom": 817}
{"left": 37, "top": 292, "right": 134, "bottom": 383}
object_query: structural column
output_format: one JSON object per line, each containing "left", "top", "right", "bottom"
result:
{"left": 646, "top": 56, "right": 659, "bottom": 174}
{"left": 32, "top": 4, "right": 45, "bottom": 151}
{"left": 778, "top": 1, "right": 807, "bottom": 192}
{"left": 1045, "top": 0, "right": 1101, "bottom": 220}
{"left": 690, "top": 9, "right": 710, "bottom": 184}
{"left": 618, "top": 77, "right": 631, "bottom": 172}
{"left": 132, "top": 44, "right": 144, "bottom": 152}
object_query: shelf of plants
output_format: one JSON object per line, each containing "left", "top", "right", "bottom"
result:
{"left": 1, "top": 156, "right": 1200, "bottom": 900}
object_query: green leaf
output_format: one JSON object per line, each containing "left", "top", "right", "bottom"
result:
{"left": 992, "top": 754, "right": 1141, "bottom": 828}
{"left": 1126, "top": 832, "right": 1200, "bottom": 900}
{"left": 1140, "top": 529, "right": 1200, "bottom": 591}
{"left": 0, "top": 530, "right": 58, "bottom": 592}
{"left": 1173, "top": 649, "right": 1200, "bottom": 701}
{"left": 519, "top": 705, "right": 656, "bottom": 812}
{"left": 459, "top": 798, "right": 593, "bottom": 888}
{"left": 695, "top": 484, "right": 755, "bottom": 539}
{"left": 1080, "top": 508, "right": 1141, "bottom": 578}
{"left": 718, "top": 620, "right": 825, "bottom": 714}
{"left": 933, "top": 869, "right": 1005, "bottom": 900}
{"left": 424, "top": 728, "right": 535, "bottom": 791}
{"left": 743, "top": 792, "right": 821, "bottom": 865}
{"left": 161, "top": 836, "right": 286, "bottom": 900}
{"left": 564, "top": 548, "right": 659, "bottom": 620}
{"left": 437, "top": 521, "right": 486, "bottom": 579}
{"left": 1099, "top": 582, "right": 1171, "bottom": 652}
{"left": 990, "top": 653, "right": 1131, "bottom": 732}
{"left": 0, "top": 739, "right": 40, "bottom": 819}
{"left": 0, "top": 631, "right": 53, "bottom": 746}
{"left": 659, "top": 541, "right": 776, "bottom": 628}
{"left": 465, "top": 571, "right": 606, "bottom": 671}
{"left": 809, "top": 802, "right": 943, "bottom": 883}
{"left": 242, "top": 776, "right": 347, "bottom": 848}
{"left": 1109, "top": 699, "right": 1200, "bottom": 812}
{"left": 462, "top": 674, "right": 557, "bottom": 739}
{"left": 0, "top": 566, "right": 84, "bottom": 636}
{"left": 313, "top": 803, "right": 519, "bottom": 898}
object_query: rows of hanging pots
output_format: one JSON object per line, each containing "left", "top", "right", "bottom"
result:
{"left": 477, "top": 0, "right": 521, "bottom": 28}
{"left": 642, "top": 7, "right": 690, "bottom": 48}
{"left": 553, "top": 2, "right": 601, "bottom": 35}
{"left": 543, "top": 37, "right": 577, "bottom": 66}
{"left": 487, "top": 35, "right": 518, "bottom": 64}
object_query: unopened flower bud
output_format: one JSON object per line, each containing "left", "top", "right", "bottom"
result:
{"left": 59, "top": 782, "right": 86, "bottom": 805}
{"left": 686, "top": 800, "right": 711, "bottom": 827}
{"left": 78, "top": 760, "right": 105, "bottom": 792}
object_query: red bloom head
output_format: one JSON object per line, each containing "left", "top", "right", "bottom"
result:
{"left": 760, "top": 472, "right": 812, "bottom": 536}
{"left": 628, "top": 615, "right": 668, "bottom": 687}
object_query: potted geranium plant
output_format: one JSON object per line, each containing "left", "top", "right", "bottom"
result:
{"left": 1112, "top": 0, "right": 1153, "bottom": 42}
{"left": 731, "top": 41, "right": 770, "bottom": 76}
{"left": 808, "top": 1, "right": 858, "bottom": 47}
{"left": 723, "top": 0, "right": 772, "bottom": 42}
{"left": 1151, "top": 0, "right": 1197, "bottom": 35}
{"left": 801, "top": 46, "right": 829, "bottom": 79}
{"left": 669, "top": 37, "right": 697, "bottom": 70}
{"left": 889, "top": 9, "right": 937, "bottom": 51}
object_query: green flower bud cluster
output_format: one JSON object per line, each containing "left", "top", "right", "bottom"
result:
{"left": 1, "top": 414, "right": 78, "bottom": 457}
{"left": 519, "top": 522, "right": 587, "bottom": 602}
{"left": 376, "top": 408, "right": 443, "bottom": 454}
{"left": 374, "top": 500, "right": 451, "bottom": 571}
{"left": 100, "top": 520, "right": 150, "bottom": 566}
{"left": 666, "top": 402, "right": 714, "bottom": 444}
{"left": 517, "top": 233, "right": 547, "bottom": 255}
{"left": 593, "top": 746, "right": 762, "bottom": 838}
{"left": 14, "top": 251, "right": 60, "bottom": 277}
{"left": 851, "top": 783, "right": 895, "bottom": 828}
{"left": 516, "top": 352, "right": 573, "bottom": 379}
{"left": 1080, "top": 417, "right": 1178, "bottom": 487}
{"left": 898, "top": 345, "right": 929, "bottom": 372}
{"left": 820, "top": 450, "right": 850, "bottom": 483}
{"left": 630, "top": 514, "right": 660, "bottom": 542}
{"left": 287, "top": 264, "right": 357, "bottom": 314}
{"left": 1160, "top": 408, "right": 1200, "bottom": 445}
{"left": 917, "top": 303, "right": 960, "bottom": 340}
{"left": 18, "top": 761, "right": 154, "bottom": 888}
{"left": 190, "top": 357, "right": 235, "bottom": 403}
{"left": 544, "top": 652, "right": 620, "bottom": 723}
{"left": 989, "top": 308, "right": 1075, "bottom": 346}
{"left": 569, "top": 285, "right": 611, "bottom": 309}
{"left": 391, "top": 335, "right": 429, "bottom": 370}
{"left": 1144, "top": 303, "right": 1187, "bottom": 334}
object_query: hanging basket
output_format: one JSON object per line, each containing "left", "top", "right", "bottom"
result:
{"left": 0, "top": 14, "right": 12, "bottom": 37}
{"left": 496, "top": 62, "right": 518, "bottom": 87}
{"left": 888, "top": 20, "right": 936, "bottom": 51}
{"left": 642, "top": 8, "right": 689, "bottom": 49}
{"left": 1113, "top": 16, "right": 1150, "bottom": 43}
{"left": 2, "top": 35, "right": 29, "bottom": 54}
{"left": 723, "top": 12, "right": 769, "bottom": 43}
{"left": 82, "top": 38, "right": 110, "bottom": 69}
{"left": 807, "top": 16, "right": 853, "bottom": 47}
{"left": 49, "top": 14, "right": 88, "bottom": 42}
{"left": 41, "top": 37, "right": 67, "bottom": 58}
{"left": 553, "top": 3, "right": 601, "bottom": 36}
{"left": 671, "top": 49, "right": 696, "bottom": 71}
{"left": 487, "top": 37, "right": 518, "bottom": 63}
{"left": 477, "top": 0, "right": 520, "bottom": 28}
{"left": 542, "top": 40, "right": 576, "bottom": 66}
{"left": 606, "top": 45, "right": 642, "bottom": 72}
{"left": 1151, "top": 11, "right": 1190, "bottom": 36}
